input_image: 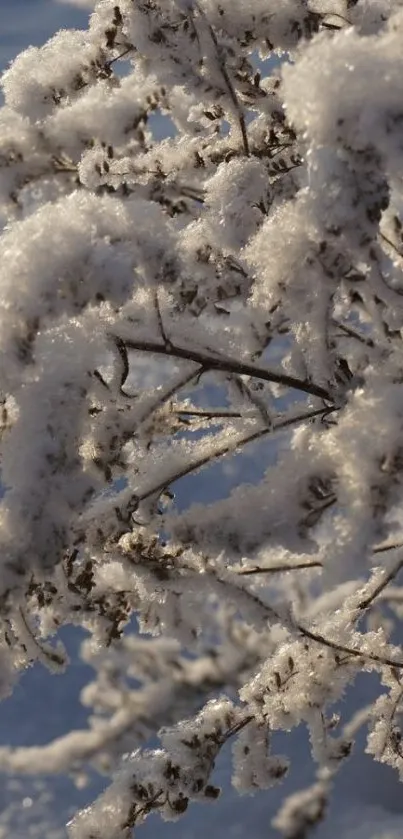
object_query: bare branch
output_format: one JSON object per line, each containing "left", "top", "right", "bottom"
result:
{"left": 237, "top": 561, "right": 323, "bottom": 576}
{"left": 380, "top": 230, "right": 403, "bottom": 262}
{"left": 18, "top": 608, "right": 65, "bottom": 668}
{"left": 137, "top": 368, "right": 202, "bottom": 428}
{"left": 373, "top": 540, "right": 403, "bottom": 554}
{"left": 193, "top": 2, "right": 250, "bottom": 155}
{"left": 174, "top": 408, "right": 244, "bottom": 419}
{"left": 153, "top": 289, "right": 172, "bottom": 348}
{"left": 105, "top": 46, "right": 134, "bottom": 69}
{"left": 297, "top": 624, "right": 403, "bottom": 670}
{"left": 111, "top": 335, "right": 130, "bottom": 394}
{"left": 332, "top": 319, "right": 375, "bottom": 348}
{"left": 112, "top": 334, "right": 333, "bottom": 401}
{"left": 358, "top": 558, "right": 403, "bottom": 611}
{"left": 137, "top": 406, "right": 329, "bottom": 503}
{"left": 214, "top": 565, "right": 403, "bottom": 671}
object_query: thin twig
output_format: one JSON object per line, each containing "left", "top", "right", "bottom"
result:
{"left": 113, "top": 334, "right": 332, "bottom": 401}
{"left": 93, "top": 368, "right": 110, "bottom": 390}
{"left": 153, "top": 289, "right": 172, "bottom": 348}
{"left": 19, "top": 608, "right": 65, "bottom": 667}
{"left": 137, "top": 368, "right": 202, "bottom": 428}
{"left": 230, "top": 374, "right": 272, "bottom": 427}
{"left": 373, "top": 540, "right": 403, "bottom": 554}
{"left": 333, "top": 319, "right": 375, "bottom": 348}
{"left": 174, "top": 408, "right": 244, "bottom": 419}
{"left": 137, "top": 406, "right": 328, "bottom": 503}
{"left": 218, "top": 565, "right": 403, "bottom": 671}
{"left": 358, "top": 558, "right": 403, "bottom": 611}
{"left": 106, "top": 46, "right": 134, "bottom": 69}
{"left": 323, "top": 11, "right": 350, "bottom": 24}
{"left": 219, "top": 714, "right": 254, "bottom": 744}
{"left": 178, "top": 184, "right": 206, "bottom": 203}
{"left": 379, "top": 686, "right": 403, "bottom": 759}
{"left": 237, "top": 561, "right": 322, "bottom": 576}
{"left": 380, "top": 231, "right": 403, "bottom": 261}
{"left": 298, "top": 623, "right": 403, "bottom": 669}
{"left": 112, "top": 336, "right": 130, "bottom": 394}
{"left": 194, "top": 2, "right": 249, "bottom": 155}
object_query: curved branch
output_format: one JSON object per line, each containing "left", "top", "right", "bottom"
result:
{"left": 112, "top": 334, "right": 332, "bottom": 401}
{"left": 137, "top": 406, "right": 329, "bottom": 503}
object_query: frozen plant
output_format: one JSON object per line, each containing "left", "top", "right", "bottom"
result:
{"left": 2, "top": 0, "right": 403, "bottom": 836}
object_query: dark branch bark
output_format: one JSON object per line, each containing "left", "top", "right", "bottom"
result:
{"left": 332, "top": 319, "right": 375, "bottom": 348}
{"left": 237, "top": 561, "right": 323, "bottom": 576}
{"left": 112, "top": 334, "right": 332, "bottom": 401}
{"left": 358, "top": 558, "right": 403, "bottom": 611}
{"left": 175, "top": 408, "right": 244, "bottom": 419}
{"left": 373, "top": 540, "right": 403, "bottom": 554}
{"left": 214, "top": 566, "right": 403, "bottom": 671}
{"left": 297, "top": 624, "right": 403, "bottom": 670}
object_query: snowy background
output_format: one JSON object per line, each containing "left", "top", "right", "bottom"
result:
{"left": 1, "top": 2, "right": 403, "bottom": 837}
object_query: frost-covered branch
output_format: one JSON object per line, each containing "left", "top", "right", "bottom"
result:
{"left": 2, "top": 1, "right": 403, "bottom": 837}
{"left": 113, "top": 334, "right": 333, "bottom": 400}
